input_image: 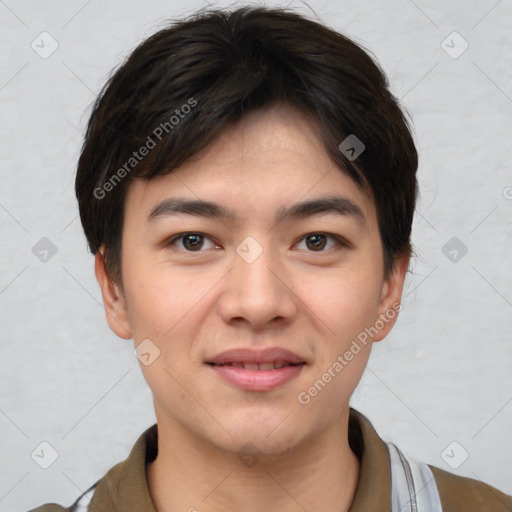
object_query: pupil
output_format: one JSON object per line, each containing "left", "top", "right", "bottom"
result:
{"left": 184, "top": 234, "right": 202, "bottom": 251}
{"left": 307, "top": 234, "right": 326, "bottom": 251}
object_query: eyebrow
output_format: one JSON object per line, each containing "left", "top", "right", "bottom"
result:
{"left": 147, "top": 194, "right": 366, "bottom": 226}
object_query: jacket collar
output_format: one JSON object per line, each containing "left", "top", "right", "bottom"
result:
{"left": 89, "top": 407, "right": 391, "bottom": 511}
{"left": 348, "top": 408, "right": 392, "bottom": 511}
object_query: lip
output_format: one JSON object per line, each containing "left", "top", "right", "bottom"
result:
{"left": 206, "top": 347, "right": 306, "bottom": 365}
{"left": 208, "top": 363, "right": 305, "bottom": 391}
{"left": 205, "top": 347, "right": 307, "bottom": 391}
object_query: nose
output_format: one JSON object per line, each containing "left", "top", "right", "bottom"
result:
{"left": 217, "top": 237, "right": 298, "bottom": 330}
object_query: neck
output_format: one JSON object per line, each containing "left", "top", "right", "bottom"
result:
{"left": 146, "top": 408, "right": 361, "bottom": 512}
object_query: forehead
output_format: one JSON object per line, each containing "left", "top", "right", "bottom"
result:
{"left": 124, "top": 103, "right": 375, "bottom": 226}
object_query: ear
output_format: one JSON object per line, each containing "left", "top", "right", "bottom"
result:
{"left": 94, "top": 246, "right": 132, "bottom": 340}
{"left": 372, "top": 250, "right": 410, "bottom": 342}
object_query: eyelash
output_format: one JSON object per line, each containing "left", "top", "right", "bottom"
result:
{"left": 165, "top": 231, "right": 350, "bottom": 253}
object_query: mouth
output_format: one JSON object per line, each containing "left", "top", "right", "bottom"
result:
{"left": 206, "top": 361, "right": 305, "bottom": 371}
{"left": 205, "top": 347, "right": 307, "bottom": 391}
{"left": 205, "top": 346, "right": 307, "bottom": 367}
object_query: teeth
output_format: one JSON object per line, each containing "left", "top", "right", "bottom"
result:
{"left": 231, "top": 362, "right": 244, "bottom": 368}
{"left": 243, "top": 363, "right": 259, "bottom": 370}
{"left": 240, "top": 361, "right": 295, "bottom": 370}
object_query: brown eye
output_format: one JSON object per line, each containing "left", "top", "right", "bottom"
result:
{"left": 305, "top": 234, "right": 327, "bottom": 251}
{"left": 167, "top": 232, "right": 218, "bottom": 252}
{"left": 182, "top": 233, "right": 203, "bottom": 251}
{"left": 296, "top": 233, "right": 346, "bottom": 252}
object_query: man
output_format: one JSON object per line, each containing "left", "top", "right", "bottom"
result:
{"left": 30, "top": 5, "right": 512, "bottom": 511}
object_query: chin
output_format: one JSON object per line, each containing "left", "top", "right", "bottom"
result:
{"left": 218, "top": 415, "right": 303, "bottom": 453}
{"left": 225, "top": 431, "right": 300, "bottom": 460}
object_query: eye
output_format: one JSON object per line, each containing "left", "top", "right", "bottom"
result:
{"left": 295, "top": 233, "right": 348, "bottom": 252}
{"left": 166, "top": 232, "right": 220, "bottom": 252}
{"left": 165, "top": 231, "right": 349, "bottom": 253}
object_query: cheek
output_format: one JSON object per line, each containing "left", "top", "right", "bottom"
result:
{"left": 124, "top": 264, "right": 223, "bottom": 381}
{"left": 123, "top": 258, "right": 196, "bottom": 339}
{"left": 298, "top": 267, "right": 382, "bottom": 340}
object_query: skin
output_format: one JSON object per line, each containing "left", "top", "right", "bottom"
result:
{"left": 95, "top": 102, "right": 409, "bottom": 512}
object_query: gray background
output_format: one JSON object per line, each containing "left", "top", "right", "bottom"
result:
{"left": 1, "top": 0, "right": 511, "bottom": 510}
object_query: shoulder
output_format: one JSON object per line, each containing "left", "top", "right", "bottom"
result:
{"left": 26, "top": 424, "right": 155, "bottom": 512}
{"left": 428, "top": 464, "right": 512, "bottom": 512}
{"left": 26, "top": 481, "right": 98, "bottom": 512}
{"left": 387, "top": 441, "right": 512, "bottom": 512}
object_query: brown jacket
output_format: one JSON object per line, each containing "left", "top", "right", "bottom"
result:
{"left": 28, "top": 408, "right": 512, "bottom": 511}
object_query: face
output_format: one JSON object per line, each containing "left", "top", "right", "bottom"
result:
{"left": 96, "top": 103, "right": 408, "bottom": 456}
